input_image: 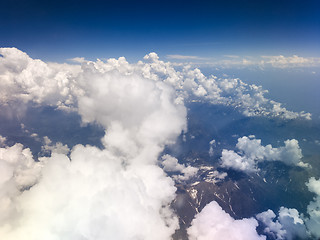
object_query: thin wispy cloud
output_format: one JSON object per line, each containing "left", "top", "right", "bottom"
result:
{"left": 167, "top": 54, "right": 320, "bottom": 69}
{"left": 166, "top": 54, "right": 209, "bottom": 60}
{"left": 68, "top": 57, "right": 86, "bottom": 63}
{"left": 223, "top": 55, "right": 240, "bottom": 58}
{"left": 261, "top": 55, "right": 320, "bottom": 68}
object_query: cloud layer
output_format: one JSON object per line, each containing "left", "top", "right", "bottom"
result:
{"left": 0, "top": 48, "right": 311, "bottom": 120}
{"left": 0, "top": 48, "right": 316, "bottom": 239}
{"left": 167, "top": 54, "right": 320, "bottom": 69}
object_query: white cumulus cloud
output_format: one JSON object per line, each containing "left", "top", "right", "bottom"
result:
{"left": 0, "top": 143, "right": 43, "bottom": 226}
{"left": 0, "top": 146, "right": 179, "bottom": 240}
{"left": 161, "top": 154, "right": 198, "bottom": 182}
{"left": 0, "top": 48, "right": 312, "bottom": 120}
{"left": 187, "top": 201, "right": 266, "bottom": 240}
{"left": 256, "top": 177, "right": 320, "bottom": 240}
{"left": 305, "top": 177, "right": 320, "bottom": 238}
{"left": 256, "top": 208, "right": 307, "bottom": 240}
{"left": 220, "top": 136, "right": 307, "bottom": 173}
{"left": 0, "top": 48, "right": 187, "bottom": 239}
{"left": 0, "top": 135, "right": 6, "bottom": 146}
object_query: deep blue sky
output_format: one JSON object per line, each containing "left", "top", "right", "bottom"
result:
{"left": 1, "top": 0, "right": 320, "bottom": 61}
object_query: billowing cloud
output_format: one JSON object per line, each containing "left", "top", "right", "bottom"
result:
{"left": 161, "top": 154, "right": 198, "bottom": 182}
{"left": 220, "top": 149, "right": 257, "bottom": 173}
{"left": 0, "top": 47, "right": 81, "bottom": 108}
{"left": 220, "top": 136, "right": 307, "bottom": 173}
{"left": 256, "top": 208, "right": 307, "bottom": 240}
{"left": 256, "top": 177, "right": 320, "bottom": 240}
{"left": 0, "top": 145, "right": 179, "bottom": 240}
{"left": 76, "top": 63, "right": 187, "bottom": 164}
{"left": 0, "top": 48, "right": 311, "bottom": 120}
{"left": 0, "top": 47, "right": 315, "bottom": 239}
{"left": 0, "top": 143, "right": 43, "bottom": 226}
{"left": 187, "top": 201, "right": 266, "bottom": 240}
{"left": 0, "top": 48, "right": 187, "bottom": 239}
{"left": 278, "top": 207, "right": 308, "bottom": 240}
{"left": 41, "top": 136, "right": 70, "bottom": 155}
{"left": 305, "top": 177, "right": 320, "bottom": 238}
{"left": 256, "top": 209, "right": 286, "bottom": 239}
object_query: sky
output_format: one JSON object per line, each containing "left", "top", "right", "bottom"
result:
{"left": 1, "top": 0, "right": 320, "bottom": 62}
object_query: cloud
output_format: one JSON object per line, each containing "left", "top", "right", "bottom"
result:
{"left": 161, "top": 154, "right": 198, "bottom": 182}
{"left": 41, "top": 136, "right": 70, "bottom": 155}
{"left": 223, "top": 55, "right": 240, "bottom": 58}
{"left": 166, "top": 54, "right": 208, "bottom": 60}
{"left": 201, "top": 168, "right": 228, "bottom": 183}
{"left": 0, "top": 143, "right": 43, "bottom": 226}
{"left": 256, "top": 208, "right": 307, "bottom": 240}
{"left": 144, "top": 52, "right": 311, "bottom": 119}
{"left": 305, "top": 177, "right": 320, "bottom": 238}
{"left": 68, "top": 57, "right": 86, "bottom": 63}
{"left": 187, "top": 201, "right": 266, "bottom": 240}
{"left": 208, "top": 139, "right": 216, "bottom": 157}
{"left": 220, "top": 136, "right": 307, "bottom": 173}
{"left": 187, "top": 177, "right": 318, "bottom": 240}
{"left": 221, "top": 149, "right": 257, "bottom": 173}
{"left": 0, "top": 47, "right": 315, "bottom": 238}
{"left": 208, "top": 58, "right": 255, "bottom": 68}
{"left": 0, "top": 135, "right": 6, "bottom": 146}
{"left": 167, "top": 54, "right": 320, "bottom": 69}
{"left": 256, "top": 177, "right": 320, "bottom": 240}
{"left": 0, "top": 48, "right": 187, "bottom": 239}
{"left": 261, "top": 55, "right": 320, "bottom": 68}
{"left": 0, "top": 145, "right": 179, "bottom": 240}
{"left": 0, "top": 48, "right": 81, "bottom": 108}
{"left": 256, "top": 209, "right": 286, "bottom": 239}
{"left": 0, "top": 48, "right": 311, "bottom": 120}
{"left": 278, "top": 207, "right": 308, "bottom": 240}
{"left": 75, "top": 61, "right": 187, "bottom": 164}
